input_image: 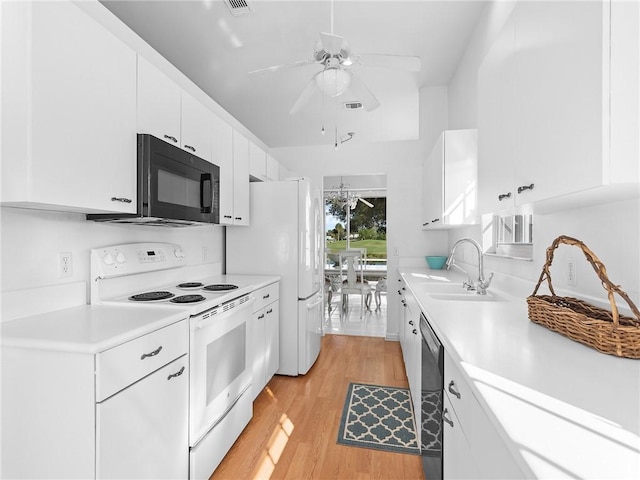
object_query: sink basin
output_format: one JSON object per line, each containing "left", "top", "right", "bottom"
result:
{"left": 429, "top": 291, "right": 508, "bottom": 302}
{"left": 418, "top": 283, "right": 469, "bottom": 294}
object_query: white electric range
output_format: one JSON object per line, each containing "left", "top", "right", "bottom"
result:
{"left": 90, "top": 242, "right": 265, "bottom": 480}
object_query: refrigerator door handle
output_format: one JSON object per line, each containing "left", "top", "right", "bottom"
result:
{"left": 298, "top": 290, "right": 321, "bottom": 302}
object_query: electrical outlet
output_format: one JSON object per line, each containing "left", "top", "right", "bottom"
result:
{"left": 567, "top": 258, "right": 577, "bottom": 287}
{"left": 58, "top": 252, "right": 73, "bottom": 278}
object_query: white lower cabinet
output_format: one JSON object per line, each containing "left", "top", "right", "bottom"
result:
{"left": 443, "top": 352, "right": 525, "bottom": 480}
{"left": 249, "top": 282, "right": 280, "bottom": 399}
{"left": 0, "top": 319, "right": 189, "bottom": 479}
{"left": 97, "top": 356, "right": 189, "bottom": 479}
{"left": 442, "top": 393, "right": 481, "bottom": 480}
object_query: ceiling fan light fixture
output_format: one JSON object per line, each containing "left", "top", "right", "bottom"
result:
{"left": 315, "top": 68, "right": 351, "bottom": 97}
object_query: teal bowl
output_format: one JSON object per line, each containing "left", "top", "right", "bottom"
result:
{"left": 425, "top": 256, "right": 448, "bottom": 270}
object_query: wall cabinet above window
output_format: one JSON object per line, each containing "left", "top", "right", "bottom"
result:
{"left": 422, "top": 129, "right": 478, "bottom": 230}
{"left": 478, "top": 0, "right": 639, "bottom": 215}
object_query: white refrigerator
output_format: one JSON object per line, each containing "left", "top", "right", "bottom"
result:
{"left": 226, "top": 178, "right": 323, "bottom": 376}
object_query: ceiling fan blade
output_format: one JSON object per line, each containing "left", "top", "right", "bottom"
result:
{"left": 320, "top": 32, "right": 348, "bottom": 56}
{"left": 358, "top": 197, "right": 374, "bottom": 208}
{"left": 249, "top": 59, "right": 316, "bottom": 75}
{"left": 346, "top": 73, "right": 380, "bottom": 112}
{"left": 289, "top": 77, "right": 319, "bottom": 115}
{"left": 353, "top": 54, "right": 421, "bottom": 72}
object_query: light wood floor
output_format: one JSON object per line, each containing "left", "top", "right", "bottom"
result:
{"left": 210, "top": 335, "right": 425, "bottom": 480}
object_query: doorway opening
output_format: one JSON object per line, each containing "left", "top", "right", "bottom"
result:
{"left": 322, "top": 174, "right": 387, "bottom": 337}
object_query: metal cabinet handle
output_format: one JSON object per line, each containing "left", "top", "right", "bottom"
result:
{"left": 448, "top": 380, "right": 461, "bottom": 399}
{"left": 263, "top": 294, "right": 270, "bottom": 299}
{"left": 422, "top": 222, "right": 429, "bottom": 226}
{"left": 266, "top": 308, "right": 273, "bottom": 314}
{"left": 163, "top": 135, "right": 178, "bottom": 143}
{"left": 431, "top": 218, "right": 440, "bottom": 223}
{"left": 401, "top": 301, "right": 407, "bottom": 307}
{"left": 167, "top": 366, "right": 185, "bottom": 381}
{"left": 408, "top": 320, "right": 414, "bottom": 326}
{"left": 517, "top": 183, "right": 535, "bottom": 194}
{"left": 111, "top": 197, "right": 132, "bottom": 203}
{"left": 498, "top": 192, "right": 512, "bottom": 201}
{"left": 235, "top": 217, "right": 243, "bottom": 220}
{"left": 412, "top": 329, "right": 418, "bottom": 335}
{"left": 443, "top": 408, "right": 454, "bottom": 427}
{"left": 140, "top": 346, "right": 162, "bottom": 360}
{"left": 224, "top": 215, "right": 233, "bottom": 219}
{"left": 258, "top": 314, "right": 265, "bottom": 319}
{"left": 184, "top": 144, "right": 196, "bottom": 152}
{"left": 397, "top": 290, "right": 402, "bottom": 295}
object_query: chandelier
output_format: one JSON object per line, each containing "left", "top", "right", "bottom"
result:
{"left": 327, "top": 179, "right": 372, "bottom": 211}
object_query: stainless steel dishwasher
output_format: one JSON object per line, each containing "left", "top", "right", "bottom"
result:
{"left": 420, "top": 312, "right": 444, "bottom": 480}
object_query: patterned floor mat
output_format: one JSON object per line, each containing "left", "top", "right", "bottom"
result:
{"left": 337, "top": 382, "right": 420, "bottom": 455}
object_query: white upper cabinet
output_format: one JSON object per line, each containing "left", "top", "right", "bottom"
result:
{"left": 212, "top": 113, "right": 234, "bottom": 225}
{"left": 137, "top": 57, "right": 214, "bottom": 162}
{"left": 422, "top": 130, "right": 478, "bottom": 229}
{"left": 249, "top": 141, "right": 267, "bottom": 181}
{"left": 181, "top": 91, "right": 214, "bottom": 162}
{"left": 266, "top": 154, "right": 281, "bottom": 182}
{"left": 478, "top": 1, "right": 639, "bottom": 214}
{"left": 137, "top": 55, "right": 182, "bottom": 148}
{"left": 1, "top": 1, "right": 137, "bottom": 213}
{"left": 231, "top": 130, "right": 250, "bottom": 226}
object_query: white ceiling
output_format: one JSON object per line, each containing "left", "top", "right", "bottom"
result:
{"left": 101, "top": 0, "right": 486, "bottom": 149}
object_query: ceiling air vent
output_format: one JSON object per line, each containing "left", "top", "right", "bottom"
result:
{"left": 224, "top": 0, "right": 253, "bottom": 16}
{"left": 344, "top": 102, "right": 363, "bottom": 110}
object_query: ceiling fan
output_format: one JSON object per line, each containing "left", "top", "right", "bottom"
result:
{"left": 250, "top": 30, "right": 421, "bottom": 115}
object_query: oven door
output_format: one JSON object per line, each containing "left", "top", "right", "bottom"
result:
{"left": 189, "top": 295, "right": 253, "bottom": 446}
{"left": 141, "top": 134, "right": 220, "bottom": 224}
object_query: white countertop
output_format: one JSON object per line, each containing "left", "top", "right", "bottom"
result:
{"left": 399, "top": 267, "right": 640, "bottom": 479}
{"left": 1, "top": 274, "right": 280, "bottom": 354}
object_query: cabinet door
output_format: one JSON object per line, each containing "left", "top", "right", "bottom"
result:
{"left": 249, "top": 141, "right": 267, "bottom": 181}
{"left": 250, "top": 307, "right": 267, "bottom": 400}
{"left": 266, "top": 154, "right": 280, "bottom": 181}
{"left": 264, "top": 301, "right": 280, "bottom": 382}
{"left": 514, "top": 1, "right": 606, "bottom": 204}
{"left": 443, "top": 130, "right": 478, "bottom": 225}
{"left": 213, "top": 113, "right": 234, "bottom": 225}
{"left": 137, "top": 56, "right": 181, "bottom": 147}
{"left": 422, "top": 135, "right": 444, "bottom": 228}
{"left": 477, "top": 14, "right": 517, "bottom": 214}
{"left": 23, "top": 2, "right": 137, "bottom": 212}
{"left": 443, "top": 393, "right": 481, "bottom": 480}
{"left": 232, "top": 130, "right": 250, "bottom": 226}
{"left": 96, "top": 356, "right": 189, "bottom": 479}
{"left": 181, "top": 91, "right": 214, "bottom": 162}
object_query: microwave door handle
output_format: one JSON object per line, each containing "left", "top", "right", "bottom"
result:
{"left": 200, "top": 173, "right": 212, "bottom": 214}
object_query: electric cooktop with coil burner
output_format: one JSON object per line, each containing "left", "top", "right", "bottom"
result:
{"left": 128, "top": 283, "right": 239, "bottom": 304}
{"left": 90, "top": 242, "right": 251, "bottom": 312}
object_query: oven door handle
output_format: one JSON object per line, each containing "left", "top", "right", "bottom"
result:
{"left": 193, "top": 296, "right": 254, "bottom": 331}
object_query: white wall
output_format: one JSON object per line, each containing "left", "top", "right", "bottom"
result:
{"left": 273, "top": 86, "right": 451, "bottom": 339}
{"left": 0, "top": 207, "right": 224, "bottom": 301}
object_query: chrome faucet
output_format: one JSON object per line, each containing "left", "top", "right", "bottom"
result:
{"left": 445, "top": 238, "right": 493, "bottom": 294}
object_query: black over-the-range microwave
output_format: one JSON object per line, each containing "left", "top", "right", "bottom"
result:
{"left": 88, "top": 134, "right": 220, "bottom": 226}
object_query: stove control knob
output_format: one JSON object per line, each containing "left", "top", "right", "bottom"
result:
{"left": 115, "top": 252, "right": 126, "bottom": 264}
{"left": 174, "top": 248, "right": 185, "bottom": 259}
{"left": 103, "top": 253, "right": 115, "bottom": 265}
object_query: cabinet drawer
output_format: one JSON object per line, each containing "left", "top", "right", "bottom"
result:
{"left": 252, "top": 282, "right": 279, "bottom": 312}
{"left": 96, "top": 320, "right": 188, "bottom": 401}
{"left": 444, "top": 352, "right": 474, "bottom": 424}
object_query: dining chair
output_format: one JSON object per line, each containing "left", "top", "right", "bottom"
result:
{"left": 338, "top": 249, "right": 372, "bottom": 319}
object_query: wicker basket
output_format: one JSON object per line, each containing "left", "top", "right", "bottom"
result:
{"left": 527, "top": 235, "right": 640, "bottom": 359}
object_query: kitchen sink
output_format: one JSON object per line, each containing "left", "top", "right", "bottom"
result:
{"left": 418, "top": 283, "right": 470, "bottom": 294}
{"left": 429, "top": 291, "right": 508, "bottom": 302}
